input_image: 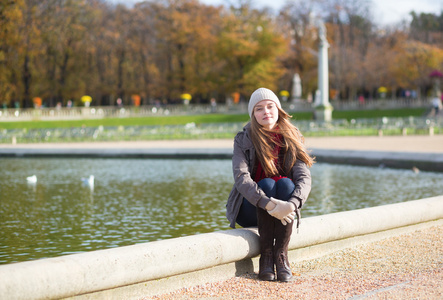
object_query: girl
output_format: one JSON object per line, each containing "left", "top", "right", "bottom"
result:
{"left": 226, "top": 87, "right": 314, "bottom": 282}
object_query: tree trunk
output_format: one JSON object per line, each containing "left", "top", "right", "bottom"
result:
{"left": 22, "top": 53, "right": 31, "bottom": 108}
{"left": 117, "top": 48, "right": 125, "bottom": 101}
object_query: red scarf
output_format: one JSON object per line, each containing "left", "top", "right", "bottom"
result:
{"left": 254, "top": 133, "right": 287, "bottom": 182}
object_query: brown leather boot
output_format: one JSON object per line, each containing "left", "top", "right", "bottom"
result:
{"left": 274, "top": 247, "right": 293, "bottom": 282}
{"left": 258, "top": 249, "right": 274, "bottom": 281}
{"left": 257, "top": 208, "right": 275, "bottom": 281}
{"left": 274, "top": 218, "right": 293, "bottom": 282}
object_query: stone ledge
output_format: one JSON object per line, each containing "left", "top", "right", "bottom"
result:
{"left": 1, "top": 196, "right": 442, "bottom": 300}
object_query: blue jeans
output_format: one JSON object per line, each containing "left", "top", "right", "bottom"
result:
{"left": 236, "top": 178, "right": 295, "bottom": 228}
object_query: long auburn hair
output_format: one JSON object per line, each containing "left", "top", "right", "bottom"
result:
{"left": 250, "top": 107, "right": 315, "bottom": 177}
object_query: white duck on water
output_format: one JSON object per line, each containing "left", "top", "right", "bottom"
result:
{"left": 81, "top": 175, "right": 94, "bottom": 189}
{"left": 26, "top": 175, "right": 37, "bottom": 184}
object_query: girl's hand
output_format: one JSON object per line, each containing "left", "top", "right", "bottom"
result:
{"left": 265, "top": 200, "right": 277, "bottom": 211}
{"left": 268, "top": 197, "right": 296, "bottom": 220}
{"left": 281, "top": 211, "right": 296, "bottom": 225}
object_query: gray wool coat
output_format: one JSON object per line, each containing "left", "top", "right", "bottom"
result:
{"left": 226, "top": 123, "right": 312, "bottom": 228}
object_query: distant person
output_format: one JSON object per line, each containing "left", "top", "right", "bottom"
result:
{"left": 226, "top": 87, "right": 314, "bottom": 282}
{"left": 210, "top": 97, "right": 217, "bottom": 113}
{"left": 432, "top": 92, "right": 442, "bottom": 115}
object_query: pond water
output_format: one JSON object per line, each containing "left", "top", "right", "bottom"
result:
{"left": 1, "top": 158, "right": 443, "bottom": 265}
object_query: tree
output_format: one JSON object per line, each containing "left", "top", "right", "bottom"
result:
{"left": 279, "top": 0, "right": 321, "bottom": 99}
{"left": 0, "top": 0, "right": 24, "bottom": 106}
{"left": 362, "top": 29, "right": 408, "bottom": 98}
{"left": 34, "top": 0, "right": 99, "bottom": 106}
{"left": 126, "top": 2, "right": 160, "bottom": 104}
{"left": 391, "top": 40, "right": 443, "bottom": 97}
{"left": 410, "top": 11, "right": 443, "bottom": 44}
{"left": 148, "top": 0, "right": 226, "bottom": 102}
{"left": 325, "top": 0, "right": 374, "bottom": 100}
{"left": 11, "top": 0, "right": 43, "bottom": 107}
{"left": 216, "top": 0, "right": 286, "bottom": 99}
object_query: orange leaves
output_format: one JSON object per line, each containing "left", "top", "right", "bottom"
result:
{"left": 390, "top": 40, "right": 443, "bottom": 87}
{"left": 3, "top": 0, "right": 442, "bottom": 106}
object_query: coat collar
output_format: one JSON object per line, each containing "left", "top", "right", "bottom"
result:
{"left": 241, "top": 122, "right": 254, "bottom": 149}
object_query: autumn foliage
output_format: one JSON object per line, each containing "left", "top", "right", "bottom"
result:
{"left": 0, "top": 0, "right": 442, "bottom": 108}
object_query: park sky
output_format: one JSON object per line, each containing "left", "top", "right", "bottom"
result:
{"left": 110, "top": 0, "right": 441, "bottom": 26}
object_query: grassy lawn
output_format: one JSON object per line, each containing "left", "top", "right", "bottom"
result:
{"left": 0, "top": 114, "right": 249, "bottom": 130}
{"left": 332, "top": 108, "right": 428, "bottom": 120}
{"left": 0, "top": 106, "right": 438, "bottom": 143}
{"left": 0, "top": 107, "right": 428, "bottom": 130}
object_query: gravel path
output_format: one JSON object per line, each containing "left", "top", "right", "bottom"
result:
{"left": 305, "top": 135, "right": 443, "bottom": 153}
{"left": 148, "top": 225, "right": 442, "bottom": 299}
{"left": 2, "top": 135, "right": 443, "bottom": 153}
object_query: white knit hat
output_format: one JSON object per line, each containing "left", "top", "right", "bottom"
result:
{"left": 248, "top": 87, "right": 281, "bottom": 118}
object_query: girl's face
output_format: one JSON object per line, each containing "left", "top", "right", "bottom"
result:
{"left": 253, "top": 100, "right": 279, "bottom": 130}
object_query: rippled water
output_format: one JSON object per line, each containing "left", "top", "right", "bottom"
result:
{"left": 1, "top": 158, "right": 443, "bottom": 265}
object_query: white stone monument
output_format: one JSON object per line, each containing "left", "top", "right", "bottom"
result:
{"left": 315, "top": 19, "right": 333, "bottom": 121}
{"left": 291, "top": 73, "right": 302, "bottom": 102}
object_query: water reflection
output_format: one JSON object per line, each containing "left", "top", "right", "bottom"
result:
{"left": 308, "top": 163, "right": 439, "bottom": 215}
{"left": 312, "top": 164, "right": 336, "bottom": 214}
{"left": 1, "top": 158, "right": 443, "bottom": 265}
